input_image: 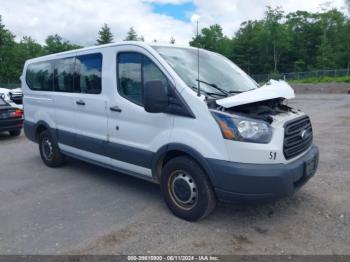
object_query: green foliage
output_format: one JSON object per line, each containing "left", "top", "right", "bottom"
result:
{"left": 124, "top": 27, "right": 138, "bottom": 41}
{"left": 190, "top": 24, "right": 232, "bottom": 58}
{"left": 0, "top": 14, "right": 82, "bottom": 83}
{"left": 44, "top": 34, "right": 81, "bottom": 54}
{"left": 0, "top": 15, "right": 17, "bottom": 83}
{"left": 96, "top": 23, "right": 114, "bottom": 45}
{"left": 189, "top": 8, "right": 350, "bottom": 77}
{"left": 290, "top": 76, "right": 350, "bottom": 83}
{"left": 1, "top": 6, "right": 350, "bottom": 84}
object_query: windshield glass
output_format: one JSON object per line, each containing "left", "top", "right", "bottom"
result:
{"left": 152, "top": 46, "right": 258, "bottom": 95}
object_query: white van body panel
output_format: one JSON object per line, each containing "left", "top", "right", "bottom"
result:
{"left": 23, "top": 93, "right": 56, "bottom": 129}
{"left": 216, "top": 80, "right": 295, "bottom": 108}
{"left": 170, "top": 86, "right": 229, "bottom": 160}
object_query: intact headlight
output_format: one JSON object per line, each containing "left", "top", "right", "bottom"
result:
{"left": 211, "top": 110, "right": 272, "bottom": 144}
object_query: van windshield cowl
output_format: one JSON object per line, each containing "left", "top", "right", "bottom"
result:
{"left": 152, "top": 46, "right": 259, "bottom": 98}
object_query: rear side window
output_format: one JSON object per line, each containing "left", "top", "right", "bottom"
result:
{"left": 117, "top": 52, "right": 168, "bottom": 106}
{"left": 54, "top": 58, "right": 76, "bottom": 92}
{"left": 26, "top": 62, "right": 54, "bottom": 91}
{"left": 75, "top": 53, "right": 102, "bottom": 94}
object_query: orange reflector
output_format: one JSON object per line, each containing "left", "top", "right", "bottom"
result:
{"left": 218, "top": 120, "right": 235, "bottom": 140}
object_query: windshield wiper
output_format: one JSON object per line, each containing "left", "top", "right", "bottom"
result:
{"left": 228, "top": 90, "right": 243, "bottom": 94}
{"left": 196, "top": 79, "right": 230, "bottom": 96}
{"left": 191, "top": 86, "right": 226, "bottom": 98}
{"left": 228, "top": 88, "right": 257, "bottom": 94}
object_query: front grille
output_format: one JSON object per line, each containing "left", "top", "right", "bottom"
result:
{"left": 284, "top": 115, "right": 313, "bottom": 160}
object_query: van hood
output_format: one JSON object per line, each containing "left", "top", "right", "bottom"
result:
{"left": 216, "top": 80, "right": 295, "bottom": 108}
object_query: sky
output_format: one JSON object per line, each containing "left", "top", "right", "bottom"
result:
{"left": 0, "top": 0, "right": 347, "bottom": 46}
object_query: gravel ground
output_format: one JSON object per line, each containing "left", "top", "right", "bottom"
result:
{"left": 0, "top": 94, "right": 349, "bottom": 255}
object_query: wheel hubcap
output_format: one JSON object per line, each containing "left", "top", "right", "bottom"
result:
{"left": 170, "top": 172, "right": 197, "bottom": 209}
{"left": 42, "top": 138, "right": 53, "bottom": 161}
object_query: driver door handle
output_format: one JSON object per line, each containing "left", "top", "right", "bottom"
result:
{"left": 110, "top": 106, "right": 122, "bottom": 112}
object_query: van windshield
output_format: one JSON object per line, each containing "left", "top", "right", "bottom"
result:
{"left": 152, "top": 46, "right": 258, "bottom": 96}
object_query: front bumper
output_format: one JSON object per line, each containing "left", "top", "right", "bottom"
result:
{"left": 0, "top": 118, "right": 23, "bottom": 132}
{"left": 209, "top": 145, "right": 319, "bottom": 202}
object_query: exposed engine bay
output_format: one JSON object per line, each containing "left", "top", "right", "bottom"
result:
{"left": 206, "top": 80, "right": 299, "bottom": 124}
{"left": 208, "top": 98, "right": 299, "bottom": 124}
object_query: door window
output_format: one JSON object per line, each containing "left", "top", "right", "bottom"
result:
{"left": 76, "top": 53, "right": 102, "bottom": 94}
{"left": 117, "top": 52, "right": 168, "bottom": 106}
{"left": 54, "top": 58, "right": 76, "bottom": 92}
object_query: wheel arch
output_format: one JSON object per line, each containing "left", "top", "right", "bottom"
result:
{"left": 152, "top": 143, "right": 217, "bottom": 186}
{"left": 24, "top": 120, "right": 56, "bottom": 143}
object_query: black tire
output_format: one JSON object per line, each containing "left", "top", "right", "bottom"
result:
{"left": 38, "top": 130, "right": 65, "bottom": 167}
{"left": 160, "top": 156, "right": 216, "bottom": 221}
{"left": 9, "top": 129, "right": 21, "bottom": 136}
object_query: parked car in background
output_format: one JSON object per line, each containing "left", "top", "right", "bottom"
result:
{"left": 0, "top": 96, "right": 24, "bottom": 136}
{"left": 0, "top": 87, "right": 23, "bottom": 110}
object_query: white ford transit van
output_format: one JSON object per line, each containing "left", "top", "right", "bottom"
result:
{"left": 22, "top": 42, "right": 319, "bottom": 221}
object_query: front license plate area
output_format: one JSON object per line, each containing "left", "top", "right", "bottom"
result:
{"left": 305, "top": 157, "right": 316, "bottom": 177}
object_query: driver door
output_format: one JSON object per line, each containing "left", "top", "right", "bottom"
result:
{"left": 107, "top": 48, "right": 173, "bottom": 177}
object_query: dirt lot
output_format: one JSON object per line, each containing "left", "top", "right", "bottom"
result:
{"left": 0, "top": 94, "right": 349, "bottom": 255}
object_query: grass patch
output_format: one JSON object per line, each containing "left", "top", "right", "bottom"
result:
{"left": 289, "top": 76, "right": 350, "bottom": 84}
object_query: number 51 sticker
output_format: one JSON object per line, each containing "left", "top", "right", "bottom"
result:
{"left": 269, "top": 152, "right": 277, "bottom": 160}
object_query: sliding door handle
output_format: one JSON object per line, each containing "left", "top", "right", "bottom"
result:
{"left": 76, "top": 100, "right": 85, "bottom": 106}
{"left": 110, "top": 106, "right": 122, "bottom": 112}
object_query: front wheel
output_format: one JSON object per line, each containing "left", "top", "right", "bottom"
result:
{"left": 160, "top": 156, "right": 216, "bottom": 221}
{"left": 38, "top": 130, "right": 65, "bottom": 167}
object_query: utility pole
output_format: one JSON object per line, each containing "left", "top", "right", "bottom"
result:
{"left": 196, "top": 19, "right": 200, "bottom": 97}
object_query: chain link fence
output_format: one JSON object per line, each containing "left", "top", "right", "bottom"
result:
{"left": 251, "top": 68, "right": 350, "bottom": 83}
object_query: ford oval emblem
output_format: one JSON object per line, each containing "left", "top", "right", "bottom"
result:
{"left": 301, "top": 129, "right": 310, "bottom": 140}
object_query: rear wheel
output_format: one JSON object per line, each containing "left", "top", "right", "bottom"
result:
{"left": 38, "top": 130, "right": 65, "bottom": 167}
{"left": 160, "top": 156, "right": 216, "bottom": 221}
{"left": 9, "top": 129, "right": 21, "bottom": 136}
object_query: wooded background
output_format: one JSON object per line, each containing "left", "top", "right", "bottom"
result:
{"left": 0, "top": 6, "right": 349, "bottom": 84}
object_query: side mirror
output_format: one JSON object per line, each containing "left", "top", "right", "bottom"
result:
{"left": 144, "top": 80, "right": 169, "bottom": 113}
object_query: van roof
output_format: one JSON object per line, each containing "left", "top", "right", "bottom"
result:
{"left": 25, "top": 41, "right": 195, "bottom": 64}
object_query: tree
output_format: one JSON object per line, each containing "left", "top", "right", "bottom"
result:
{"left": 170, "top": 36, "right": 175, "bottom": 44}
{"left": 138, "top": 35, "right": 145, "bottom": 42}
{"left": 124, "top": 27, "right": 138, "bottom": 41}
{"left": 264, "top": 6, "right": 291, "bottom": 73}
{"left": 19, "top": 36, "right": 43, "bottom": 58}
{"left": 0, "top": 15, "right": 17, "bottom": 83}
{"left": 44, "top": 34, "right": 81, "bottom": 54}
{"left": 96, "top": 23, "right": 113, "bottom": 45}
{"left": 189, "top": 24, "right": 232, "bottom": 57}
{"left": 231, "top": 20, "right": 267, "bottom": 74}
